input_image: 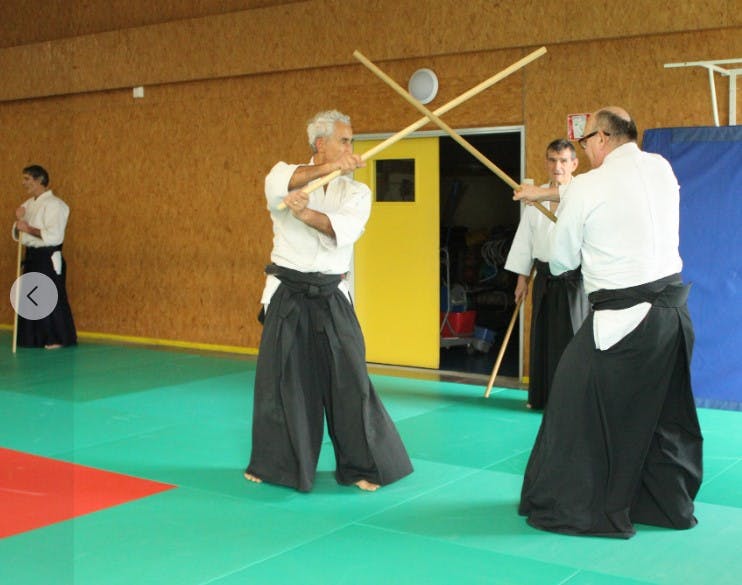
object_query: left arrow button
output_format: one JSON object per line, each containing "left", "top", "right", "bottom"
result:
{"left": 11, "top": 273, "right": 58, "bottom": 320}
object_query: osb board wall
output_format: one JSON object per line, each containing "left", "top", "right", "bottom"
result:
{"left": 0, "top": 1, "right": 298, "bottom": 48}
{"left": 525, "top": 29, "right": 740, "bottom": 176}
{"left": 0, "top": 0, "right": 739, "bottom": 101}
{"left": 0, "top": 3, "right": 739, "bottom": 356}
{"left": 0, "top": 48, "right": 525, "bottom": 348}
{"left": 0, "top": 83, "right": 273, "bottom": 347}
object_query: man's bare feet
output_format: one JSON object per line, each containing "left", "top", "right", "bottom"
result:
{"left": 45, "top": 344, "right": 63, "bottom": 350}
{"left": 243, "top": 472, "right": 262, "bottom": 484}
{"left": 355, "top": 479, "right": 380, "bottom": 492}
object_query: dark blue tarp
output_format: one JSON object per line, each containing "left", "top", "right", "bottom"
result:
{"left": 643, "top": 126, "right": 742, "bottom": 410}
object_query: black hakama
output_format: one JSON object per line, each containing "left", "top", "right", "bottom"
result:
{"left": 519, "top": 274, "right": 702, "bottom": 538}
{"left": 246, "top": 265, "right": 413, "bottom": 492}
{"left": 528, "top": 261, "right": 589, "bottom": 409}
{"left": 17, "top": 245, "right": 77, "bottom": 348}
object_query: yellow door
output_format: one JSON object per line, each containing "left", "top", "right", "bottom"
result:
{"left": 353, "top": 137, "right": 439, "bottom": 368}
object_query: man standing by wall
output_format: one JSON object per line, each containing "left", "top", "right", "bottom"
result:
{"left": 505, "top": 139, "right": 588, "bottom": 409}
{"left": 516, "top": 107, "right": 702, "bottom": 538}
{"left": 12, "top": 165, "right": 77, "bottom": 349}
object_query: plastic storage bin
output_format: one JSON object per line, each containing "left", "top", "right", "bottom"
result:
{"left": 440, "top": 310, "right": 476, "bottom": 337}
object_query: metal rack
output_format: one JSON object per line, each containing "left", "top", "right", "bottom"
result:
{"left": 440, "top": 246, "right": 477, "bottom": 351}
{"left": 664, "top": 58, "right": 742, "bottom": 126}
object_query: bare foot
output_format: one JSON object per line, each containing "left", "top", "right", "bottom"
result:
{"left": 45, "top": 344, "right": 63, "bottom": 350}
{"left": 243, "top": 472, "right": 262, "bottom": 484}
{"left": 355, "top": 479, "right": 380, "bottom": 492}
{"left": 526, "top": 403, "right": 532, "bottom": 409}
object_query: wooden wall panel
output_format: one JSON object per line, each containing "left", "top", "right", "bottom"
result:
{"left": 0, "top": 1, "right": 296, "bottom": 48}
{"left": 0, "top": 0, "right": 740, "bottom": 357}
{"left": 432, "top": 0, "right": 741, "bottom": 52}
{"left": 524, "top": 28, "right": 741, "bottom": 191}
{"left": 0, "top": 82, "right": 269, "bottom": 346}
{"left": 351, "top": 50, "right": 526, "bottom": 132}
{"left": 0, "top": 1, "right": 738, "bottom": 101}
{"left": 0, "top": 47, "right": 527, "bottom": 348}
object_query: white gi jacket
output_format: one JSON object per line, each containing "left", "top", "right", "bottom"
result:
{"left": 261, "top": 160, "right": 372, "bottom": 305}
{"left": 505, "top": 183, "right": 567, "bottom": 275}
{"left": 549, "top": 143, "right": 683, "bottom": 349}
{"left": 12, "top": 190, "right": 70, "bottom": 275}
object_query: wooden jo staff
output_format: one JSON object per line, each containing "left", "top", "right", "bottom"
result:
{"left": 352, "top": 50, "right": 557, "bottom": 224}
{"left": 277, "top": 46, "right": 547, "bottom": 210}
{"left": 485, "top": 180, "right": 559, "bottom": 395}
{"left": 484, "top": 177, "right": 556, "bottom": 397}
{"left": 12, "top": 235, "right": 22, "bottom": 354}
{"left": 483, "top": 265, "right": 537, "bottom": 398}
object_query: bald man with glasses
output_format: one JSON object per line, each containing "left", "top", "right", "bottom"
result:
{"left": 513, "top": 107, "right": 702, "bottom": 539}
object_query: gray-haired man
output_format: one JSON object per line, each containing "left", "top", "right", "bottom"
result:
{"left": 244, "top": 110, "right": 413, "bottom": 493}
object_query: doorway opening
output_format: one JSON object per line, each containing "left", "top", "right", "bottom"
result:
{"left": 438, "top": 130, "right": 522, "bottom": 378}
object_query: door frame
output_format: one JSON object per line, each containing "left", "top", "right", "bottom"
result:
{"left": 354, "top": 125, "right": 526, "bottom": 377}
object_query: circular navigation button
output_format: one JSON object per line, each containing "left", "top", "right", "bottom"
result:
{"left": 10, "top": 272, "right": 59, "bottom": 320}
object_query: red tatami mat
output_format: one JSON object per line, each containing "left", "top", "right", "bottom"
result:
{"left": 0, "top": 447, "right": 175, "bottom": 538}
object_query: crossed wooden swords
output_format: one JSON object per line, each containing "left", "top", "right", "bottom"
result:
{"left": 10, "top": 48, "right": 552, "bottom": 394}
{"left": 284, "top": 47, "right": 554, "bottom": 397}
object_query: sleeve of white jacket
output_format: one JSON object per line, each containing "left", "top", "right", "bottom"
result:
{"left": 39, "top": 199, "right": 69, "bottom": 246}
{"left": 11, "top": 202, "right": 27, "bottom": 242}
{"left": 548, "top": 183, "right": 584, "bottom": 276}
{"left": 321, "top": 182, "right": 372, "bottom": 249}
{"left": 504, "top": 205, "right": 534, "bottom": 275}
{"left": 264, "top": 162, "right": 300, "bottom": 211}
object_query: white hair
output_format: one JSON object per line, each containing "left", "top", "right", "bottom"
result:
{"left": 307, "top": 110, "right": 351, "bottom": 153}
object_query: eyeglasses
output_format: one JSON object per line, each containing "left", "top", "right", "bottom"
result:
{"left": 578, "top": 130, "right": 610, "bottom": 150}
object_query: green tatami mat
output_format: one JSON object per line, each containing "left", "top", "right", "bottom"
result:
{"left": 1, "top": 336, "right": 740, "bottom": 585}
{"left": 1, "top": 338, "right": 253, "bottom": 400}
